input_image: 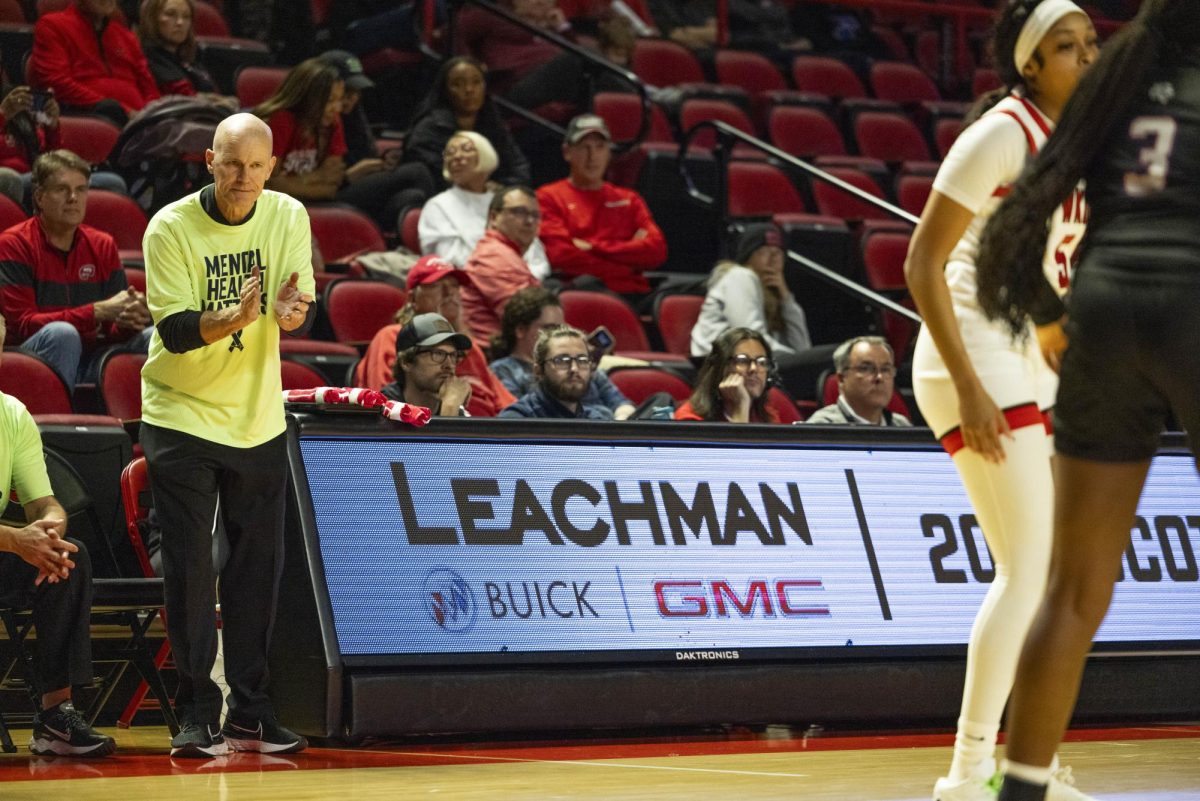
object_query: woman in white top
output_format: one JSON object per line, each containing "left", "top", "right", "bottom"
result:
{"left": 418, "top": 130, "right": 550, "bottom": 279}
{"left": 690, "top": 223, "right": 811, "bottom": 360}
{"left": 903, "top": 2, "right": 1096, "bottom": 799}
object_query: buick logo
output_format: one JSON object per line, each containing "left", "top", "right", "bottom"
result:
{"left": 423, "top": 568, "right": 477, "bottom": 633}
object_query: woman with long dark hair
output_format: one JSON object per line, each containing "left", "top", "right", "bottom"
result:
{"left": 254, "top": 58, "right": 431, "bottom": 231}
{"left": 402, "top": 57, "right": 531, "bottom": 193}
{"left": 975, "top": 3, "right": 1200, "bottom": 799}
{"left": 902, "top": 2, "right": 1097, "bottom": 799}
{"left": 675, "top": 327, "right": 777, "bottom": 423}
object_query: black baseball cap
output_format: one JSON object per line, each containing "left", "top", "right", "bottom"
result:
{"left": 320, "top": 49, "right": 374, "bottom": 92}
{"left": 396, "top": 313, "right": 472, "bottom": 353}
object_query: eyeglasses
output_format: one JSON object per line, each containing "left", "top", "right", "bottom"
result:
{"left": 848, "top": 362, "right": 896, "bottom": 378}
{"left": 544, "top": 354, "right": 593, "bottom": 370}
{"left": 730, "top": 354, "right": 772, "bottom": 372}
{"left": 418, "top": 349, "right": 466, "bottom": 365}
{"left": 501, "top": 207, "right": 541, "bottom": 222}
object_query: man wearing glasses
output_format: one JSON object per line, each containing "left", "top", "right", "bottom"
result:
{"left": 500, "top": 325, "right": 612, "bottom": 419}
{"left": 382, "top": 312, "right": 475, "bottom": 417}
{"left": 0, "top": 150, "right": 151, "bottom": 392}
{"left": 460, "top": 185, "right": 542, "bottom": 342}
{"left": 807, "top": 335, "right": 912, "bottom": 426}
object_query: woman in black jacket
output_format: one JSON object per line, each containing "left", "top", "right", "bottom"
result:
{"left": 402, "top": 57, "right": 531, "bottom": 193}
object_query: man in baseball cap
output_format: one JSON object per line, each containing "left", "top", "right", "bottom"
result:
{"left": 382, "top": 312, "right": 474, "bottom": 416}
{"left": 318, "top": 50, "right": 374, "bottom": 92}
{"left": 537, "top": 113, "right": 667, "bottom": 296}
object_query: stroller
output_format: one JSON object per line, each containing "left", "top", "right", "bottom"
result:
{"left": 110, "top": 97, "right": 234, "bottom": 216}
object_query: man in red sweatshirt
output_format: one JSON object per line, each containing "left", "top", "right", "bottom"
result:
{"left": 537, "top": 114, "right": 667, "bottom": 296}
{"left": 30, "top": 0, "right": 160, "bottom": 126}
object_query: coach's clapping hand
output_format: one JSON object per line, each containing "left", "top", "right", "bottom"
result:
{"left": 274, "top": 271, "right": 313, "bottom": 331}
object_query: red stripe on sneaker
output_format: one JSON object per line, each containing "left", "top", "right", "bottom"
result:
{"left": 940, "top": 403, "right": 1044, "bottom": 456}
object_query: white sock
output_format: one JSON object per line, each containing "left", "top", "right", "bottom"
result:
{"left": 949, "top": 717, "right": 999, "bottom": 781}
{"left": 1003, "top": 759, "right": 1053, "bottom": 786}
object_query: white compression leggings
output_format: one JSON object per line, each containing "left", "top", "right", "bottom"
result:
{"left": 915, "top": 376, "right": 1055, "bottom": 731}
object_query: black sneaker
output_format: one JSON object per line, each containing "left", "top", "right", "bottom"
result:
{"left": 29, "top": 701, "right": 116, "bottom": 757}
{"left": 221, "top": 715, "right": 307, "bottom": 754}
{"left": 170, "top": 721, "right": 230, "bottom": 758}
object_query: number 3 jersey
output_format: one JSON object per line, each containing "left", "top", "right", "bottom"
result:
{"left": 932, "top": 92, "right": 1089, "bottom": 313}
{"left": 1084, "top": 45, "right": 1200, "bottom": 265}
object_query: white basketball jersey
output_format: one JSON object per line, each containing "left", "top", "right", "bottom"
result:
{"left": 935, "top": 93, "right": 1089, "bottom": 314}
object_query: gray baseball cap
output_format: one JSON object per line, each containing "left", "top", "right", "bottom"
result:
{"left": 396, "top": 313, "right": 472, "bottom": 352}
{"left": 564, "top": 113, "right": 612, "bottom": 144}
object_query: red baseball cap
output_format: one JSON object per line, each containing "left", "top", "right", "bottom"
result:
{"left": 406, "top": 255, "right": 471, "bottom": 290}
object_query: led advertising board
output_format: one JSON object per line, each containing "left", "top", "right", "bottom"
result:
{"left": 299, "top": 436, "right": 1200, "bottom": 666}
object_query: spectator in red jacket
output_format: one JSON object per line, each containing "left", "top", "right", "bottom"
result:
{"left": 460, "top": 186, "right": 543, "bottom": 343}
{"left": 0, "top": 150, "right": 151, "bottom": 392}
{"left": 537, "top": 114, "right": 667, "bottom": 296}
{"left": 30, "top": 0, "right": 161, "bottom": 127}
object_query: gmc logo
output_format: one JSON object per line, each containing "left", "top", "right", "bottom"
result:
{"left": 654, "top": 579, "right": 830, "bottom": 618}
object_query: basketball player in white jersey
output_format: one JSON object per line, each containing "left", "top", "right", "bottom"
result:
{"left": 903, "top": 2, "right": 1097, "bottom": 799}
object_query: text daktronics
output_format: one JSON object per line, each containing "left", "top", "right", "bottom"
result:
{"left": 392, "top": 463, "right": 813, "bottom": 547}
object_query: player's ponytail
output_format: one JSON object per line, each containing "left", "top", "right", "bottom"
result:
{"left": 977, "top": 0, "right": 1200, "bottom": 337}
{"left": 964, "top": 0, "right": 1043, "bottom": 125}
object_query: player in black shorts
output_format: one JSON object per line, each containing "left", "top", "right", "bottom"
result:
{"left": 975, "top": 1, "right": 1200, "bottom": 798}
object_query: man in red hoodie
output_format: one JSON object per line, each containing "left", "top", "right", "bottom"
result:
{"left": 536, "top": 114, "right": 667, "bottom": 296}
{"left": 460, "top": 186, "right": 542, "bottom": 343}
{"left": 30, "top": 0, "right": 160, "bottom": 126}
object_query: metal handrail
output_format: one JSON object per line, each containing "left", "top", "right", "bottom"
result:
{"left": 449, "top": 0, "right": 653, "bottom": 151}
{"left": 678, "top": 119, "right": 921, "bottom": 324}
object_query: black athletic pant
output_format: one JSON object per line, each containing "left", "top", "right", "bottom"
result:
{"left": 0, "top": 539, "right": 93, "bottom": 695}
{"left": 141, "top": 423, "right": 287, "bottom": 725}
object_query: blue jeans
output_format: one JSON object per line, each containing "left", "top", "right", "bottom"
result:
{"left": 21, "top": 321, "right": 152, "bottom": 392}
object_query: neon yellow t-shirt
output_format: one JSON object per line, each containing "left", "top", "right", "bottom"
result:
{"left": 141, "top": 189, "right": 315, "bottom": 448}
{"left": 0, "top": 392, "right": 52, "bottom": 518}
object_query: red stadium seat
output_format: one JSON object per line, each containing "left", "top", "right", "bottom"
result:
{"left": 727, "top": 161, "right": 806, "bottom": 218}
{"left": 897, "top": 174, "right": 934, "bottom": 217}
{"left": 607, "top": 367, "right": 692, "bottom": 404}
{"left": 124, "top": 267, "right": 146, "bottom": 293}
{"left": 972, "top": 68, "right": 1002, "bottom": 98}
{"left": 853, "top": 112, "right": 932, "bottom": 164}
{"left": 400, "top": 206, "right": 421, "bottom": 254}
{"left": 870, "top": 62, "right": 941, "bottom": 105}
{"left": 715, "top": 50, "right": 785, "bottom": 95}
{"left": 324, "top": 278, "right": 407, "bottom": 345}
{"left": 769, "top": 106, "right": 846, "bottom": 159}
{"left": 234, "top": 65, "right": 288, "bottom": 109}
{"left": 281, "top": 359, "right": 327, "bottom": 390}
{"left": 872, "top": 25, "right": 911, "bottom": 62}
{"left": 191, "top": 0, "right": 230, "bottom": 36}
{"left": 559, "top": 291, "right": 688, "bottom": 363}
{"left": 0, "top": 350, "right": 71, "bottom": 413}
{"left": 654, "top": 293, "right": 704, "bottom": 356}
{"left": 308, "top": 205, "right": 386, "bottom": 263}
{"left": 99, "top": 352, "right": 146, "bottom": 421}
{"left": 0, "top": 0, "right": 25, "bottom": 22}
{"left": 935, "top": 116, "right": 964, "bottom": 158}
{"left": 631, "top": 38, "right": 705, "bottom": 87}
{"left": 791, "top": 56, "right": 866, "bottom": 100}
{"left": 83, "top": 190, "right": 148, "bottom": 261}
{"left": 862, "top": 229, "right": 918, "bottom": 360}
{"left": 679, "top": 98, "right": 756, "bottom": 150}
{"left": 279, "top": 338, "right": 360, "bottom": 385}
{"left": 0, "top": 193, "right": 25, "bottom": 231}
{"left": 58, "top": 115, "right": 121, "bottom": 165}
{"left": 810, "top": 168, "right": 892, "bottom": 222}
{"left": 593, "top": 92, "right": 674, "bottom": 144}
